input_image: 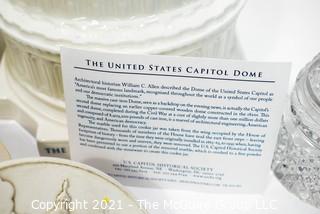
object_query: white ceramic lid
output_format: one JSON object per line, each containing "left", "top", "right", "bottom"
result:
{"left": 0, "top": 0, "right": 245, "bottom": 53}
{"left": 10, "top": 0, "right": 196, "bottom": 19}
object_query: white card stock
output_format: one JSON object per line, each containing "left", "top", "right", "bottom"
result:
{"left": 61, "top": 48, "right": 290, "bottom": 193}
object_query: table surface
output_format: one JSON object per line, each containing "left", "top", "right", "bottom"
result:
{"left": 1, "top": 0, "right": 320, "bottom": 213}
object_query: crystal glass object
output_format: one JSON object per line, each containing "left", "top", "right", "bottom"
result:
{"left": 272, "top": 53, "right": 320, "bottom": 208}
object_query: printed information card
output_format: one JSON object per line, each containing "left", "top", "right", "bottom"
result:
{"left": 61, "top": 48, "right": 291, "bottom": 193}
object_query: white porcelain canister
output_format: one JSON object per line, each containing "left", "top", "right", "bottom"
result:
{"left": 0, "top": 0, "right": 246, "bottom": 157}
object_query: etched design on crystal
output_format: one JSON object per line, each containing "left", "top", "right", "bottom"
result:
{"left": 290, "top": 54, "right": 320, "bottom": 148}
{"left": 272, "top": 117, "right": 320, "bottom": 208}
{"left": 272, "top": 120, "right": 320, "bottom": 208}
{"left": 272, "top": 53, "right": 320, "bottom": 208}
{"left": 0, "top": 177, "right": 16, "bottom": 214}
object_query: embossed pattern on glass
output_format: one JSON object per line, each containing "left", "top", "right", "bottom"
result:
{"left": 272, "top": 53, "right": 320, "bottom": 208}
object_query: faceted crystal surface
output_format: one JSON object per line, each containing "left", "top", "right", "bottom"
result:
{"left": 272, "top": 53, "right": 320, "bottom": 208}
